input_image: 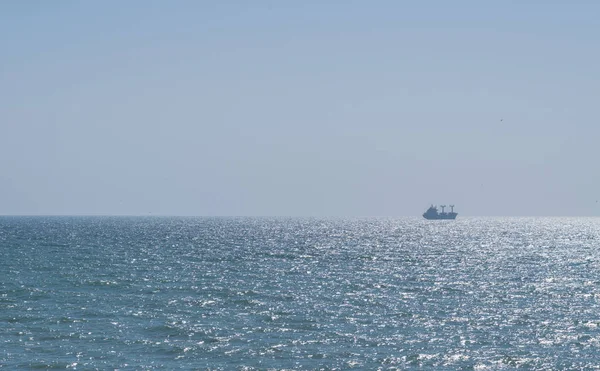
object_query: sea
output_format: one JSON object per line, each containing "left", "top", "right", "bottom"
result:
{"left": 2, "top": 216, "right": 600, "bottom": 370}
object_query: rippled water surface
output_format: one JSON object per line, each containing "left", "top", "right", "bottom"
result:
{"left": 2, "top": 216, "right": 600, "bottom": 369}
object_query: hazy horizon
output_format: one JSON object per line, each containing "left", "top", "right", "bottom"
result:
{"left": 1, "top": 214, "right": 599, "bottom": 219}
{"left": 2, "top": 1, "right": 599, "bottom": 217}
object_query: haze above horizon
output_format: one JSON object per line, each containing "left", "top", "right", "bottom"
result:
{"left": 2, "top": 1, "right": 599, "bottom": 217}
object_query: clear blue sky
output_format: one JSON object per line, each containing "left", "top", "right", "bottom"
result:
{"left": 1, "top": 1, "right": 599, "bottom": 216}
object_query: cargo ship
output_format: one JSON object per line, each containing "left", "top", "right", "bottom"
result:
{"left": 422, "top": 204, "right": 457, "bottom": 220}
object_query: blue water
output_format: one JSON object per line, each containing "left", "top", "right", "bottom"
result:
{"left": 2, "top": 216, "right": 600, "bottom": 369}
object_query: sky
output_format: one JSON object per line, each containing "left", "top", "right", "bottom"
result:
{"left": 1, "top": 1, "right": 599, "bottom": 216}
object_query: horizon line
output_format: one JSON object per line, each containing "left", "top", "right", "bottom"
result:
{"left": 0, "top": 214, "right": 598, "bottom": 218}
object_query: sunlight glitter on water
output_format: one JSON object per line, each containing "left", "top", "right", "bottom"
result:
{"left": 2, "top": 216, "right": 600, "bottom": 369}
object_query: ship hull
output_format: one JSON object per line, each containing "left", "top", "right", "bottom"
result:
{"left": 423, "top": 213, "right": 457, "bottom": 220}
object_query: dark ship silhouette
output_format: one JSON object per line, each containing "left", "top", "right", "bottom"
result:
{"left": 423, "top": 204, "right": 457, "bottom": 220}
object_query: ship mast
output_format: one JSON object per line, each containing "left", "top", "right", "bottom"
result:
{"left": 440, "top": 205, "right": 446, "bottom": 213}
{"left": 450, "top": 205, "right": 454, "bottom": 213}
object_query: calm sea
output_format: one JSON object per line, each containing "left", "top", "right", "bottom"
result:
{"left": 2, "top": 216, "right": 600, "bottom": 370}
